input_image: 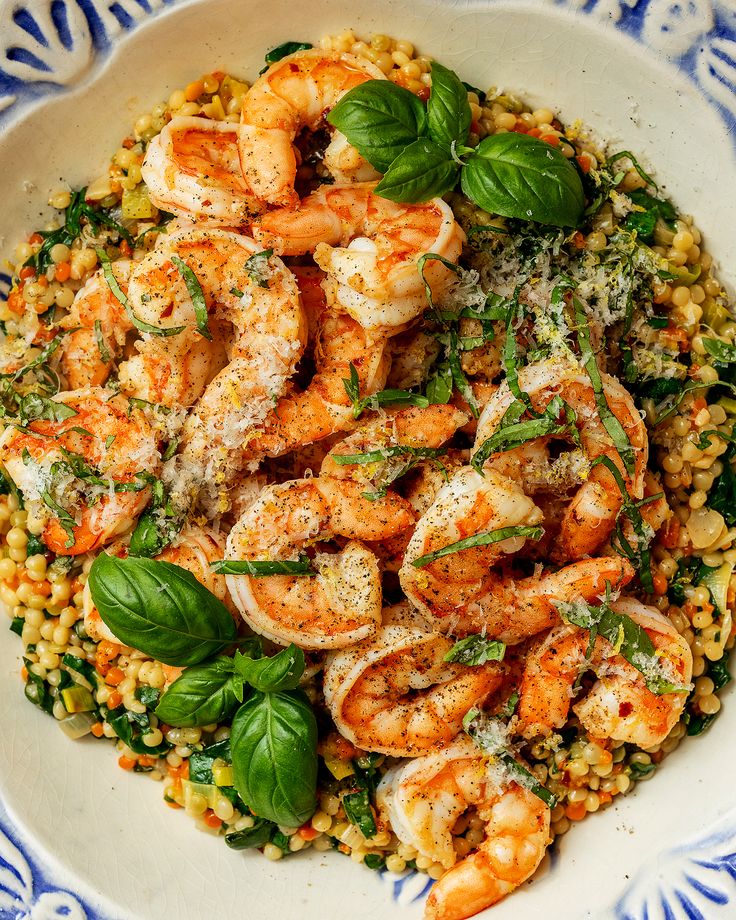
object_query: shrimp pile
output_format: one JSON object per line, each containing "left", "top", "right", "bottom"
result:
{"left": 7, "top": 40, "right": 728, "bottom": 920}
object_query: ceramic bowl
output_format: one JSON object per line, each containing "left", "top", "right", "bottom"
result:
{"left": 0, "top": 1, "right": 735, "bottom": 918}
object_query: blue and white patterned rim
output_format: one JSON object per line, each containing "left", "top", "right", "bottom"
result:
{"left": 0, "top": 0, "right": 735, "bottom": 917}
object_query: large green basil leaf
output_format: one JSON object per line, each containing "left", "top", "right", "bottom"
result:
{"left": 374, "top": 137, "right": 459, "bottom": 203}
{"left": 461, "top": 133, "right": 584, "bottom": 228}
{"left": 234, "top": 643, "right": 305, "bottom": 692}
{"left": 327, "top": 81, "right": 427, "bottom": 173}
{"left": 231, "top": 690, "right": 318, "bottom": 827}
{"left": 88, "top": 554, "right": 237, "bottom": 666}
{"left": 427, "top": 61, "right": 471, "bottom": 150}
{"left": 155, "top": 657, "right": 242, "bottom": 727}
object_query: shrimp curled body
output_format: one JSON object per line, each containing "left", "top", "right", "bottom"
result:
{"left": 377, "top": 737, "right": 551, "bottom": 920}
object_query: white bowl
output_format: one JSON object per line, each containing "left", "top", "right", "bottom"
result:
{"left": 1, "top": 1, "right": 735, "bottom": 918}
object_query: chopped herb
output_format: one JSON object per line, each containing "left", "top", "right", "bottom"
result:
{"left": 363, "top": 854, "right": 386, "bottom": 870}
{"left": 244, "top": 249, "right": 274, "bottom": 288}
{"left": 94, "top": 319, "right": 112, "bottom": 364}
{"left": 573, "top": 298, "right": 634, "bottom": 474}
{"left": 17, "top": 393, "right": 77, "bottom": 426}
{"left": 444, "top": 635, "right": 506, "bottom": 665}
{"left": 607, "top": 150, "right": 657, "bottom": 189}
{"left": 702, "top": 337, "right": 736, "bottom": 365}
{"left": 412, "top": 524, "right": 543, "bottom": 568}
{"left": 230, "top": 287, "right": 244, "bottom": 298}
{"left": 557, "top": 597, "right": 689, "bottom": 695}
{"left": 262, "top": 41, "right": 313, "bottom": 70}
{"left": 23, "top": 188, "right": 132, "bottom": 275}
{"left": 170, "top": 255, "right": 212, "bottom": 340}
{"left": 40, "top": 490, "right": 76, "bottom": 548}
{"left": 10, "top": 616, "right": 23, "bottom": 637}
{"left": 99, "top": 250, "right": 185, "bottom": 338}
{"left": 343, "top": 363, "right": 429, "bottom": 419}
{"left": 623, "top": 189, "right": 677, "bottom": 244}
{"left": 105, "top": 434, "right": 116, "bottom": 449}
{"left": 709, "top": 443, "right": 736, "bottom": 527}
{"left": 342, "top": 787, "right": 377, "bottom": 839}
{"left": 134, "top": 685, "right": 161, "bottom": 709}
{"left": 332, "top": 443, "right": 447, "bottom": 500}
{"left": 628, "top": 761, "right": 656, "bottom": 779}
{"left": 211, "top": 557, "right": 316, "bottom": 576}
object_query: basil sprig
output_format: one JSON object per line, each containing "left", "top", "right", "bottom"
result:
{"left": 328, "top": 62, "right": 583, "bottom": 226}
{"left": 444, "top": 635, "right": 506, "bottom": 666}
{"left": 154, "top": 656, "right": 241, "bottom": 727}
{"left": 412, "top": 524, "right": 543, "bottom": 568}
{"left": 557, "top": 597, "right": 689, "bottom": 695}
{"left": 88, "top": 555, "right": 237, "bottom": 665}
{"left": 231, "top": 689, "right": 318, "bottom": 827}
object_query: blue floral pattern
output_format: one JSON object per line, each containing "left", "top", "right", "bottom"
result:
{"left": 0, "top": 801, "right": 102, "bottom": 920}
{"left": 0, "top": 0, "right": 735, "bottom": 917}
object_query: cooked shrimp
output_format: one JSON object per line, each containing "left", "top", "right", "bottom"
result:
{"left": 0, "top": 388, "right": 159, "bottom": 555}
{"left": 240, "top": 306, "right": 389, "bottom": 462}
{"left": 400, "top": 466, "right": 634, "bottom": 643}
{"left": 377, "top": 737, "right": 551, "bottom": 920}
{"left": 320, "top": 404, "right": 468, "bottom": 483}
{"left": 120, "top": 228, "right": 305, "bottom": 420}
{"left": 141, "top": 116, "right": 262, "bottom": 223}
{"left": 517, "top": 597, "right": 693, "bottom": 747}
{"left": 473, "top": 357, "right": 648, "bottom": 562}
{"left": 238, "top": 49, "right": 384, "bottom": 207}
{"left": 59, "top": 261, "right": 133, "bottom": 389}
{"left": 252, "top": 183, "right": 465, "bottom": 333}
{"left": 323, "top": 617, "right": 502, "bottom": 757}
{"left": 224, "top": 477, "right": 415, "bottom": 649}
{"left": 83, "top": 524, "right": 235, "bottom": 643}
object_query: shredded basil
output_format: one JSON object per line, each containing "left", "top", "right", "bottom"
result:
{"left": 444, "top": 635, "right": 506, "bottom": 665}
{"left": 98, "top": 250, "right": 185, "bottom": 338}
{"left": 211, "top": 557, "right": 316, "bottom": 577}
{"left": 170, "top": 255, "right": 212, "bottom": 341}
{"left": 412, "top": 524, "right": 543, "bottom": 568}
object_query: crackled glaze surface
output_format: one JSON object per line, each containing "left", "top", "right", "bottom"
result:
{"left": 0, "top": 1, "right": 734, "bottom": 918}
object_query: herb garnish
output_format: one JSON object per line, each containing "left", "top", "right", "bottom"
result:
{"left": 412, "top": 524, "right": 544, "bottom": 568}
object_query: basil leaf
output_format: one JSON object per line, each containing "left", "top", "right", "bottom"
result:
{"left": 235, "top": 644, "right": 305, "bottom": 692}
{"left": 99, "top": 250, "right": 185, "bottom": 338}
{"left": 154, "top": 657, "right": 241, "bottom": 727}
{"left": 342, "top": 787, "right": 377, "bottom": 838}
{"left": 702, "top": 338, "right": 736, "bottom": 364}
{"left": 624, "top": 189, "right": 677, "bottom": 244}
{"left": 374, "top": 138, "right": 459, "bottom": 203}
{"left": 412, "top": 524, "right": 543, "bottom": 568}
{"left": 211, "top": 557, "right": 316, "bottom": 576}
{"left": 461, "top": 133, "right": 584, "bottom": 228}
{"left": 231, "top": 689, "right": 318, "bottom": 827}
{"left": 225, "top": 818, "right": 275, "bottom": 850}
{"left": 327, "top": 80, "right": 427, "bottom": 173}
{"left": 444, "top": 635, "right": 506, "bottom": 665}
{"left": 264, "top": 40, "right": 312, "bottom": 67}
{"left": 88, "top": 554, "right": 237, "bottom": 666}
{"left": 17, "top": 393, "right": 77, "bottom": 425}
{"left": 427, "top": 62, "right": 471, "bottom": 150}
{"left": 170, "top": 255, "right": 212, "bottom": 341}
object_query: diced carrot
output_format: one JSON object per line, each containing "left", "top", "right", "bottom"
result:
{"left": 652, "top": 572, "right": 668, "bottom": 596}
{"left": 572, "top": 231, "right": 586, "bottom": 249}
{"left": 106, "top": 667, "right": 125, "bottom": 686}
{"left": 35, "top": 275, "right": 48, "bottom": 289}
{"left": 90, "top": 722, "right": 104, "bottom": 738}
{"left": 55, "top": 262, "right": 71, "bottom": 282}
{"left": 118, "top": 755, "right": 136, "bottom": 771}
{"left": 19, "top": 266, "right": 36, "bottom": 280}
{"left": 204, "top": 810, "right": 222, "bottom": 829}
{"left": 119, "top": 239, "right": 132, "bottom": 258}
{"left": 28, "top": 233, "right": 43, "bottom": 245}
{"left": 21, "top": 666, "right": 28, "bottom": 681}
{"left": 691, "top": 396, "right": 708, "bottom": 413}
{"left": 107, "top": 690, "right": 123, "bottom": 710}
{"left": 598, "top": 792, "right": 613, "bottom": 805}
{"left": 513, "top": 119, "right": 528, "bottom": 134}
{"left": 565, "top": 802, "right": 587, "bottom": 822}
{"left": 122, "top": 136, "right": 135, "bottom": 149}
{"left": 185, "top": 79, "right": 204, "bottom": 101}
{"left": 31, "top": 580, "right": 51, "bottom": 597}
{"left": 575, "top": 153, "right": 590, "bottom": 171}
{"left": 598, "top": 749, "right": 613, "bottom": 766}
{"left": 138, "top": 755, "right": 157, "bottom": 768}
{"left": 165, "top": 799, "right": 182, "bottom": 809}
{"left": 527, "top": 127, "right": 541, "bottom": 138}
{"left": 660, "top": 516, "right": 680, "bottom": 549}
{"left": 7, "top": 291, "right": 25, "bottom": 315}
{"left": 298, "top": 824, "right": 319, "bottom": 841}
{"left": 542, "top": 133, "right": 560, "bottom": 147}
